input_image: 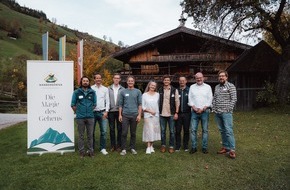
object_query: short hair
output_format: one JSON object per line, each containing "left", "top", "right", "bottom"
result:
{"left": 80, "top": 76, "right": 90, "bottom": 86}
{"left": 162, "top": 75, "right": 171, "bottom": 81}
{"left": 218, "top": 70, "right": 228, "bottom": 77}
{"left": 126, "top": 75, "right": 135, "bottom": 81}
{"left": 93, "top": 73, "right": 102, "bottom": 79}
{"left": 113, "top": 73, "right": 121, "bottom": 78}
{"left": 179, "top": 75, "right": 187, "bottom": 80}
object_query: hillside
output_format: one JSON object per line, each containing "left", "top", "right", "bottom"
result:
{"left": 0, "top": 2, "right": 117, "bottom": 59}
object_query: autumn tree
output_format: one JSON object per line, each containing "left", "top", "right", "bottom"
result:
{"left": 68, "top": 42, "right": 108, "bottom": 86}
{"left": 183, "top": 0, "right": 290, "bottom": 104}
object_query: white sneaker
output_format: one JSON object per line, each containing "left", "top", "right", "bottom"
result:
{"left": 146, "top": 147, "right": 151, "bottom": 154}
{"left": 150, "top": 146, "right": 155, "bottom": 153}
{"left": 131, "top": 149, "right": 137, "bottom": 155}
{"left": 100, "top": 149, "right": 108, "bottom": 155}
{"left": 120, "top": 150, "right": 126, "bottom": 156}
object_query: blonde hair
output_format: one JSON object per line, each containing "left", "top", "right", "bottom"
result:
{"left": 144, "top": 81, "right": 157, "bottom": 92}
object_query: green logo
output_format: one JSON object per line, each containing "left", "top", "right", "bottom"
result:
{"left": 45, "top": 73, "right": 57, "bottom": 83}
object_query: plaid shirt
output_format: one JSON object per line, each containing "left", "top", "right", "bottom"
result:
{"left": 212, "top": 81, "right": 237, "bottom": 113}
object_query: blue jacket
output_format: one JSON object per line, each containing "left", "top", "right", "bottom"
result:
{"left": 71, "top": 87, "right": 96, "bottom": 119}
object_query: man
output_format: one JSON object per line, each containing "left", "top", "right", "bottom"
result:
{"left": 212, "top": 70, "right": 237, "bottom": 159}
{"left": 71, "top": 76, "right": 96, "bottom": 158}
{"left": 188, "top": 72, "right": 213, "bottom": 154}
{"left": 108, "top": 73, "right": 124, "bottom": 152}
{"left": 158, "top": 75, "right": 180, "bottom": 153}
{"left": 175, "top": 76, "right": 191, "bottom": 152}
{"left": 91, "top": 73, "right": 110, "bottom": 155}
{"left": 119, "top": 76, "right": 142, "bottom": 156}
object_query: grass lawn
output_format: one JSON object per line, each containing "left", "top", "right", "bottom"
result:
{"left": 0, "top": 107, "right": 289, "bottom": 190}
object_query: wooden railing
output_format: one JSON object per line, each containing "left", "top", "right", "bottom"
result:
{"left": 121, "top": 74, "right": 218, "bottom": 83}
{"left": 130, "top": 53, "right": 237, "bottom": 62}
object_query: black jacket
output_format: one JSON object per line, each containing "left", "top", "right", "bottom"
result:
{"left": 177, "top": 86, "right": 191, "bottom": 113}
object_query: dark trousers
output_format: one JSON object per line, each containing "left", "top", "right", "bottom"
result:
{"left": 175, "top": 112, "right": 190, "bottom": 150}
{"left": 108, "top": 111, "right": 122, "bottom": 149}
{"left": 121, "top": 114, "right": 137, "bottom": 150}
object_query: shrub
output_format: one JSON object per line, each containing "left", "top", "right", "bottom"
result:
{"left": 256, "top": 81, "right": 278, "bottom": 106}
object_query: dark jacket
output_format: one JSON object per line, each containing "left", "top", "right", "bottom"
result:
{"left": 71, "top": 87, "right": 96, "bottom": 119}
{"left": 158, "top": 86, "right": 177, "bottom": 115}
{"left": 178, "top": 86, "right": 191, "bottom": 113}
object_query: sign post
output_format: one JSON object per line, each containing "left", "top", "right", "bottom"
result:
{"left": 27, "top": 61, "right": 74, "bottom": 155}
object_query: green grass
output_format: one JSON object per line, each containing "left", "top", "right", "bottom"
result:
{"left": 0, "top": 107, "right": 289, "bottom": 190}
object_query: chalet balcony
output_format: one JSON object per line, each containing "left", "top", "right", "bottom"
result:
{"left": 120, "top": 74, "right": 218, "bottom": 83}
{"left": 130, "top": 53, "right": 237, "bottom": 63}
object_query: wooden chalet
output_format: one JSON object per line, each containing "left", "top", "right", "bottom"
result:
{"left": 112, "top": 26, "right": 281, "bottom": 110}
{"left": 112, "top": 26, "right": 251, "bottom": 88}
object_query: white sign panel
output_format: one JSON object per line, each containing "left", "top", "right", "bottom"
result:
{"left": 27, "top": 61, "right": 74, "bottom": 155}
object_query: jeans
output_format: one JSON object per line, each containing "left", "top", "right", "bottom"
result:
{"left": 76, "top": 118, "right": 94, "bottom": 153}
{"left": 108, "top": 111, "right": 122, "bottom": 149}
{"left": 93, "top": 111, "right": 108, "bottom": 150}
{"left": 121, "top": 114, "right": 138, "bottom": 150}
{"left": 160, "top": 116, "right": 175, "bottom": 148}
{"left": 190, "top": 109, "right": 210, "bottom": 149}
{"left": 215, "top": 112, "right": 235, "bottom": 150}
{"left": 175, "top": 112, "right": 190, "bottom": 150}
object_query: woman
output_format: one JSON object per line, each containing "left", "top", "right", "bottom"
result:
{"left": 142, "top": 81, "right": 161, "bottom": 154}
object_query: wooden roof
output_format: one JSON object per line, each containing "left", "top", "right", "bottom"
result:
{"left": 112, "top": 26, "right": 252, "bottom": 61}
{"left": 227, "top": 40, "right": 281, "bottom": 73}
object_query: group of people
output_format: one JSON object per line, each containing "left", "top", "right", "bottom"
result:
{"left": 71, "top": 70, "right": 237, "bottom": 159}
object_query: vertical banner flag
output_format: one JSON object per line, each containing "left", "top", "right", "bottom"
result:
{"left": 77, "top": 39, "right": 83, "bottom": 85}
{"left": 42, "top": 32, "right": 48, "bottom": 60}
{"left": 59, "top": 35, "right": 66, "bottom": 61}
{"left": 27, "top": 60, "right": 74, "bottom": 155}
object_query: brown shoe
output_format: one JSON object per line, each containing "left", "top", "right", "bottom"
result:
{"left": 168, "top": 147, "right": 175, "bottom": 153}
{"left": 228, "top": 150, "right": 236, "bottom": 159}
{"left": 160, "top": 146, "right": 166, "bottom": 153}
{"left": 217, "top": 147, "right": 228, "bottom": 154}
{"left": 80, "top": 152, "right": 85, "bottom": 158}
{"left": 110, "top": 147, "right": 115, "bottom": 152}
{"left": 88, "top": 152, "right": 94, "bottom": 158}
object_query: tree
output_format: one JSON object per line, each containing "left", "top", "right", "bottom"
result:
{"left": 68, "top": 42, "right": 108, "bottom": 86}
{"left": 183, "top": 0, "right": 290, "bottom": 104}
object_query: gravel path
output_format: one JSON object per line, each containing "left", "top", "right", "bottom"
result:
{"left": 0, "top": 114, "right": 27, "bottom": 130}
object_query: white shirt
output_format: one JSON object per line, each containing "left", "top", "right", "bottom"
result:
{"left": 142, "top": 92, "right": 160, "bottom": 119}
{"left": 91, "top": 84, "right": 110, "bottom": 112}
{"left": 113, "top": 84, "right": 120, "bottom": 105}
{"left": 188, "top": 83, "right": 213, "bottom": 109}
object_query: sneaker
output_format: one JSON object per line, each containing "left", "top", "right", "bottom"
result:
{"left": 80, "top": 152, "right": 85, "bottom": 158}
{"left": 160, "top": 146, "right": 166, "bottom": 153}
{"left": 202, "top": 148, "right": 208, "bottom": 154}
{"left": 146, "top": 147, "right": 151, "bottom": 154}
{"left": 228, "top": 150, "right": 236, "bottom": 159}
{"left": 100, "top": 149, "right": 108, "bottom": 155}
{"left": 217, "top": 147, "right": 228, "bottom": 154}
{"left": 120, "top": 149, "right": 126, "bottom": 156}
{"left": 184, "top": 149, "right": 189, "bottom": 152}
{"left": 175, "top": 149, "right": 180, "bottom": 152}
{"left": 131, "top": 149, "right": 137, "bottom": 155}
{"left": 190, "top": 148, "right": 197, "bottom": 154}
{"left": 150, "top": 146, "right": 155, "bottom": 153}
{"left": 168, "top": 147, "right": 175, "bottom": 153}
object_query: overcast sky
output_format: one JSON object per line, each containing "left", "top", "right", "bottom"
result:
{"left": 16, "top": 0, "right": 195, "bottom": 46}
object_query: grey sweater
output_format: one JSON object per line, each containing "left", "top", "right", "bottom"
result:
{"left": 119, "top": 88, "right": 142, "bottom": 116}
